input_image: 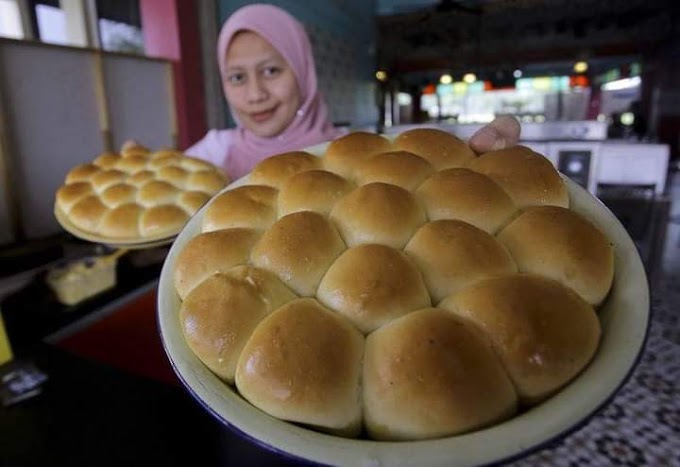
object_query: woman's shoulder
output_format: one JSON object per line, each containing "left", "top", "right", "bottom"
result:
{"left": 184, "top": 129, "right": 234, "bottom": 165}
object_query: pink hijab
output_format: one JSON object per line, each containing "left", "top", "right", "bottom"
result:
{"left": 216, "top": 4, "right": 343, "bottom": 177}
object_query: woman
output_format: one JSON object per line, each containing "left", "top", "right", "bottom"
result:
{"left": 186, "top": 4, "right": 520, "bottom": 180}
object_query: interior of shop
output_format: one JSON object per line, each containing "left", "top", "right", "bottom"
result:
{"left": 0, "top": 0, "right": 678, "bottom": 465}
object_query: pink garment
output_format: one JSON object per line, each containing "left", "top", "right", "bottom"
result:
{"left": 186, "top": 4, "right": 343, "bottom": 180}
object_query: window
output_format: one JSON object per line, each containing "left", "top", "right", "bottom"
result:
{"left": 96, "top": 0, "right": 144, "bottom": 54}
{"left": 0, "top": 0, "right": 24, "bottom": 39}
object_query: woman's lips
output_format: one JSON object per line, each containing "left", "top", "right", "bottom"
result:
{"left": 250, "top": 108, "right": 276, "bottom": 123}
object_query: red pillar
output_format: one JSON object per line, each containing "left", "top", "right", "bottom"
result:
{"left": 140, "top": 0, "right": 206, "bottom": 149}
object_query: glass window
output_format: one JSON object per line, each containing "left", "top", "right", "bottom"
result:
{"left": 96, "top": 0, "right": 144, "bottom": 54}
{"left": 0, "top": 0, "right": 24, "bottom": 39}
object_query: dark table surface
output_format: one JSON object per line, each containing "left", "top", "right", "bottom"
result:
{"left": 0, "top": 343, "right": 301, "bottom": 467}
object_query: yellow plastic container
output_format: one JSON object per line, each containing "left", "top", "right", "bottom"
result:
{"left": 0, "top": 311, "right": 13, "bottom": 365}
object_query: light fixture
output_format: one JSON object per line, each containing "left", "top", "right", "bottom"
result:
{"left": 513, "top": 69, "right": 523, "bottom": 78}
{"left": 574, "top": 61, "right": 588, "bottom": 73}
{"left": 439, "top": 74, "right": 453, "bottom": 84}
{"left": 621, "top": 112, "right": 635, "bottom": 126}
{"left": 602, "top": 76, "right": 641, "bottom": 91}
{"left": 463, "top": 73, "right": 477, "bottom": 84}
{"left": 375, "top": 70, "right": 388, "bottom": 82}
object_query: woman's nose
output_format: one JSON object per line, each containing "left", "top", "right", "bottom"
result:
{"left": 246, "top": 77, "right": 268, "bottom": 103}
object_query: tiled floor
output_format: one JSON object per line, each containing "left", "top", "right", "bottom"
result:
{"left": 513, "top": 171, "right": 680, "bottom": 466}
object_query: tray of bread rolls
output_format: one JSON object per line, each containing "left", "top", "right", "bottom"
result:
{"left": 54, "top": 144, "right": 229, "bottom": 249}
{"left": 157, "top": 129, "right": 649, "bottom": 466}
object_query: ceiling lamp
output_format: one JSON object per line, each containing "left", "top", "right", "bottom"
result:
{"left": 439, "top": 74, "right": 453, "bottom": 84}
{"left": 574, "top": 61, "right": 588, "bottom": 73}
{"left": 513, "top": 69, "right": 523, "bottom": 78}
{"left": 463, "top": 73, "right": 477, "bottom": 84}
{"left": 375, "top": 70, "right": 388, "bottom": 82}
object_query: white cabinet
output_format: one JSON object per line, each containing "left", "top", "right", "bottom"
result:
{"left": 597, "top": 144, "right": 669, "bottom": 194}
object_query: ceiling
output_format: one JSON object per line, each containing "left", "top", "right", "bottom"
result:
{"left": 375, "top": 0, "right": 678, "bottom": 86}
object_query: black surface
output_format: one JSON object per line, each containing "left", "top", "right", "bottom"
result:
{"left": 0, "top": 344, "right": 300, "bottom": 467}
{"left": 0, "top": 256, "right": 161, "bottom": 355}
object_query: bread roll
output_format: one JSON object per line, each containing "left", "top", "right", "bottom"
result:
{"left": 115, "top": 155, "right": 148, "bottom": 174}
{"left": 440, "top": 274, "right": 600, "bottom": 403}
{"left": 415, "top": 168, "right": 517, "bottom": 233}
{"left": 93, "top": 152, "right": 120, "bottom": 169}
{"left": 90, "top": 169, "right": 127, "bottom": 193}
{"left": 186, "top": 170, "right": 228, "bottom": 194}
{"left": 249, "top": 151, "right": 321, "bottom": 188}
{"left": 176, "top": 191, "right": 211, "bottom": 214}
{"left": 98, "top": 203, "right": 142, "bottom": 238}
{"left": 236, "top": 298, "right": 364, "bottom": 436}
{"left": 393, "top": 128, "right": 476, "bottom": 170}
{"left": 68, "top": 195, "right": 107, "bottom": 232}
{"left": 174, "top": 228, "right": 261, "bottom": 300}
{"left": 100, "top": 183, "right": 137, "bottom": 208}
{"left": 250, "top": 211, "right": 346, "bottom": 296}
{"left": 56, "top": 147, "right": 227, "bottom": 241}
{"left": 127, "top": 170, "right": 155, "bottom": 187}
{"left": 65, "top": 163, "right": 100, "bottom": 183}
{"left": 363, "top": 308, "right": 517, "bottom": 440}
{"left": 55, "top": 182, "right": 93, "bottom": 213}
{"left": 157, "top": 165, "right": 189, "bottom": 187}
{"left": 139, "top": 205, "right": 188, "bottom": 238}
{"left": 323, "top": 132, "right": 393, "bottom": 179}
{"left": 354, "top": 150, "right": 435, "bottom": 191}
{"left": 137, "top": 180, "right": 180, "bottom": 207}
{"left": 278, "top": 170, "right": 353, "bottom": 217}
{"left": 202, "top": 185, "right": 278, "bottom": 233}
{"left": 497, "top": 206, "right": 614, "bottom": 305}
{"left": 404, "top": 220, "right": 517, "bottom": 303}
{"left": 329, "top": 182, "right": 426, "bottom": 249}
{"left": 466, "top": 145, "right": 569, "bottom": 208}
{"left": 317, "top": 244, "right": 431, "bottom": 333}
{"left": 181, "top": 266, "right": 297, "bottom": 383}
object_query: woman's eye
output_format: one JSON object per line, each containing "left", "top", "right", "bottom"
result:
{"left": 226, "top": 73, "right": 245, "bottom": 85}
{"left": 262, "top": 67, "right": 281, "bottom": 78}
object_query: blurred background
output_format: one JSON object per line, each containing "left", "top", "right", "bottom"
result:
{"left": 0, "top": 2, "right": 679, "bottom": 465}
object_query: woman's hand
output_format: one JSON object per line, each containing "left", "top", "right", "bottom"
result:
{"left": 469, "top": 115, "right": 521, "bottom": 154}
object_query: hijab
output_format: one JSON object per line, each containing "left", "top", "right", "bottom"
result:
{"left": 216, "top": 4, "right": 343, "bottom": 178}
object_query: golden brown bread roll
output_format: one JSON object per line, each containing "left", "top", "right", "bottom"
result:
{"left": 201, "top": 185, "right": 278, "bottom": 233}
{"left": 98, "top": 203, "right": 143, "bottom": 238}
{"left": 68, "top": 195, "right": 108, "bottom": 232}
{"left": 235, "top": 298, "right": 364, "bottom": 436}
{"left": 278, "top": 170, "right": 353, "bottom": 217}
{"left": 323, "top": 131, "right": 393, "bottom": 179}
{"left": 329, "top": 182, "right": 426, "bottom": 249}
{"left": 393, "top": 128, "right": 476, "bottom": 170}
{"left": 139, "top": 205, "right": 188, "bottom": 238}
{"left": 65, "top": 163, "right": 100, "bottom": 183}
{"left": 56, "top": 146, "right": 227, "bottom": 241}
{"left": 439, "top": 274, "right": 600, "bottom": 403}
{"left": 100, "top": 183, "right": 137, "bottom": 208}
{"left": 181, "top": 266, "right": 297, "bottom": 383}
{"left": 174, "top": 228, "right": 261, "bottom": 300}
{"left": 90, "top": 169, "right": 127, "bottom": 193}
{"left": 496, "top": 206, "right": 615, "bottom": 305}
{"left": 317, "top": 244, "right": 431, "bottom": 333}
{"left": 55, "top": 182, "right": 93, "bottom": 213}
{"left": 354, "top": 150, "right": 435, "bottom": 191}
{"left": 250, "top": 211, "right": 346, "bottom": 296}
{"left": 466, "top": 145, "right": 569, "bottom": 209}
{"left": 415, "top": 168, "right": 517, "bottom": 233}
{"left": 171, "top": 129, "right": 615, "bottom": 442}
{"left": 404, "top": 220, "right": 517, "bottom": 303}
{"left": 363, "top": 308, "right": 517, "bottom": 440}
{"left": 248, "top": 151, "right": 321, "bottom": 188}
{"left": 92, "top": 152, "right": 120, "bottom": 169}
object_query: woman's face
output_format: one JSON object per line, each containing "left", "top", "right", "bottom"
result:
{"left": 222, "top": 31, "right": 301, "bottom": 138}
